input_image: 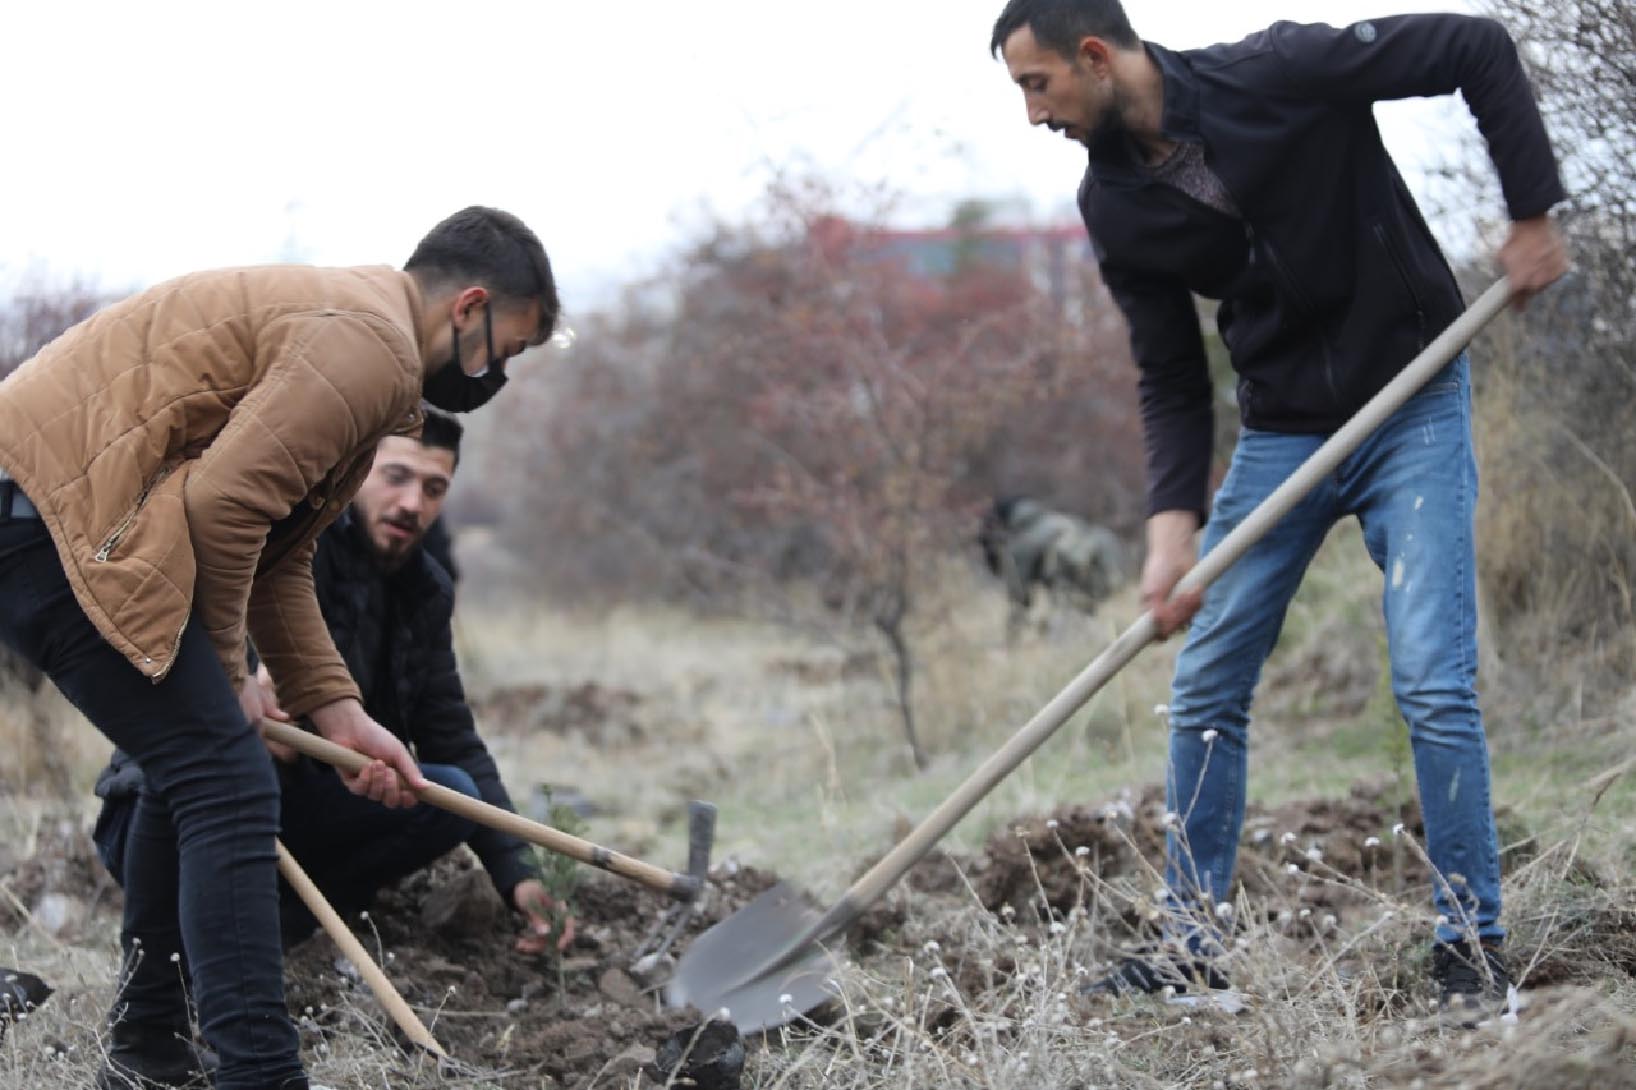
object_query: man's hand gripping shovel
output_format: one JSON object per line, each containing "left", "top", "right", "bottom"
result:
{"left": 259, "top": 721, "right": 716, "bottom": 903}
{"left": 666, "top": 279, "right": 1518, "bottom": 1033}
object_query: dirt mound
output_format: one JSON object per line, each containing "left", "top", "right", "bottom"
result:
{"left": 1241, "top": 782, "right": 1425, "bottom": 892}
{"left": 971, "top": 781, "right": 1435, "bottom": 937}
{"left": 471, "top": 682, "right": 647, "bottom": 746}
{"left": 975, "top": 785, "right": 1168, "bottom": 922}
{"left": 846, "top": 845, "right": 974, "bottom": 954}
{"left": 282, "top": 850, "right": 780, "bottom": 1089}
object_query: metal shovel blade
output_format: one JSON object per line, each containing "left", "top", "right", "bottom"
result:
{"left": 666, "top": 881, "right": 839, "bottom": 1032}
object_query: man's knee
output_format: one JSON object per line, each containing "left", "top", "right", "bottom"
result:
{"left": 1395, "top": 684, "right": 1483, "bottom": 745}
{"left": 137, "top": 689, "right": 280, "bottom": 816}
{"left": 422, "top": 764, "right": 478, "bottom": 798}
{"left": 417, "top": 764, "right": 480, "bottom": 841}
{"left": 1169, "top": 635, "right": 1260, "bottom": 728}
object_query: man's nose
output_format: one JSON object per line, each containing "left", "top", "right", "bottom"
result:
{"left": 1028, "top": 102, "right": 1050, "bottom": 127}
{"left": 396, "top": 487, "right": 424, "bottom": 516}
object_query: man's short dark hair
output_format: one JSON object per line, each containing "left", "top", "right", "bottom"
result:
{"left": 418, "top": 408, "right": 464, "bottom": 470}
{"left": 990, "top": 0, "right": 1139, "bottom": 58}
{"left": 405, "top": 206, "right": 561, "bottom": 343}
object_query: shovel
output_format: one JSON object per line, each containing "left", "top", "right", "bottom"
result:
{"left": 260, "top": 719, "right": 705, "bottom": 901}
{"left": 668, "top": 278, "right": 1516, "bottom": 1032}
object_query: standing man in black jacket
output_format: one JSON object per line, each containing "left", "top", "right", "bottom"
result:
{"left": 991, "top": 1, "right": 1567, "bottom": 1009}
{"left": 97, "top": 410, "right": 569, "bottom": 962}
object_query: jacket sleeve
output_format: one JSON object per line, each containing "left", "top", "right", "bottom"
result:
{"left": 1264, "top": 15, "right": 1566, "bottom": 220}
{"left": 182, "top": 311, "right": 416, "bottom": 698}
{"left": 1098, "top": 257, "right": 1215, "bottom": 520}
{"left": 410, "top": 596, "right": 541, "bottom": 902}
{"left": 249, "top": 532, "right": 359, "bottom": 717}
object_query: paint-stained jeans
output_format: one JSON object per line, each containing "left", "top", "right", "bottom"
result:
{"left": 1165, "top": 354, "right": 1503, "bottom": 946}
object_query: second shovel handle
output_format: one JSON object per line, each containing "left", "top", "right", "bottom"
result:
{"left": 261, "top": 719, "right": 701, "bottom": 901}
{"left": 276, "top": 840, "right": 447, "bottom": 1058}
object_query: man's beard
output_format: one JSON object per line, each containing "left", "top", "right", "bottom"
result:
{"left": 1082, "top": 83, "right": 1131, "bottom": 147}
{"left": 355, "top": 505, "right": 422, "bottom": 572}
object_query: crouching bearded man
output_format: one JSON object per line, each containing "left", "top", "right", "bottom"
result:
{"left": 94, "top": 411, "right": 574, "bottom": 978}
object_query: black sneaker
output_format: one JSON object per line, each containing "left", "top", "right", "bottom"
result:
{"left": 1080, "top": 953, "right": 1231, "bottom": 998}
{"left": 95, "top": 1021, "right": 214, "bottom": 1089}
{"left": 1431, "top": 941, "right": 1511, "bottom": 1019}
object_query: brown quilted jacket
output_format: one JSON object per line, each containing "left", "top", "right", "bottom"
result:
{"left": 0, "top": 264, "right": 427, "bottom": 716}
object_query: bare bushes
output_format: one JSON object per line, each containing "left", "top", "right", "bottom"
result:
{"left": 1468, "top": 1, "right": 1636, "bottom": 691}
{"left": 479, "top": 188, "right": 1142, "bottom": 611}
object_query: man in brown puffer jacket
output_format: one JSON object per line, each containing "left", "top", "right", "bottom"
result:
{"left": 0, "top": 206, "right": 559, "bottom": 1090}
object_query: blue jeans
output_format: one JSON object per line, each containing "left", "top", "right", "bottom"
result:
{"left": 0, "top": 516, "right": 306, "bottom": 1090}
{"left": 1166, "top": 355, "right": 1502, "bottom": 946}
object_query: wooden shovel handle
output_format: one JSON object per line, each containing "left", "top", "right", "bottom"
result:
{"left": 260, "top": 719, "right": 702, "bottom": 901}
{"left": 275, "top": 839, "right": 447, "bottom": 1058}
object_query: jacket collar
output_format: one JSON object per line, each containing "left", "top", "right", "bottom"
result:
{"left": 1086, "top": 41, "right": 1202, "bottom": 183}
{"left": 1147, "top": 42, "right": 1201, "bottom": 143}
{"left": 398, "top": 270, "right": 432, "bottom": 376}
{"left": 331, "top": 508, "right": 378, "bottom": 577}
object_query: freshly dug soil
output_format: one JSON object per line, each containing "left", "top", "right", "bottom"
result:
{"left": 282, "top": 851, "right": 780, "bottom": 1088}
{"left": 971, "top": 781, "right": 1433, "bottom": 937}
{"left": 0, "top": 777, "right": 1610, "bottom": 1088}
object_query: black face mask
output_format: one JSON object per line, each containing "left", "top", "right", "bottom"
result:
{"left": 423, "top": 304, "right": 511, "bottom": 413}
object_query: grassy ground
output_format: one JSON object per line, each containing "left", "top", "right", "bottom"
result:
{"left": 1, "top": 519, "right": 1633, "bottom": 1087}
{"left": 454, "top": 521, "right": 1636, "bottom": 896}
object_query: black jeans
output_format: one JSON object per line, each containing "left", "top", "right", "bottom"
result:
{"left": 99, "top": 757, "right": 482, "bottom": 945}
{"left": 0, "top": 515, "right": 306, "bottom": 1090}
{"left": 275, "top": 757, "right": 479, "bottom": 939}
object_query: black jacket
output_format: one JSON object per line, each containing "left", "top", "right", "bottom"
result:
{"left": 97, "top": 512, "right": 538, "bottom": 900}
{"left": 303, "top": 511, "right": 535, "bottom": 898}
{"left": 1083, "top": 15, "right": 1565, "bottom": 517}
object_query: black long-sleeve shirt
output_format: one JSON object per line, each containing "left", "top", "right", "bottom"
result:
{"left": 1081, "top": 15, "right": 1566, "bottom": 517}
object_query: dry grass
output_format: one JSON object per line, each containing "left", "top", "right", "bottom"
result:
{"left": 1470, "top": 322, "right": 1636, "bottom": 713}
{"left": 742, "top": 778, "right": 1636, "bottom": 1089}
{"left": 0, "top": 513, "right": 1630, "bottom": 1088}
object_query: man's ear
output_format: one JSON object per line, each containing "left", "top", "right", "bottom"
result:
{"left": 1076, "top": 35, "right": 1116, "bottom": 76}
{"left": 451, "top": 285, "right": 490, "bottom": 324}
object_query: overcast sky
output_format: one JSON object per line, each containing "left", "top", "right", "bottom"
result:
{"left": 2, "top": 1, "right": 1484, "bottom": 310}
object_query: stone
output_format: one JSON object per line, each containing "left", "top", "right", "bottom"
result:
{"left": 420, "top": 869, "right": 507, "bottom": 936}
{"left": 597, "top": 966, "right": 645, "bottom": 1008}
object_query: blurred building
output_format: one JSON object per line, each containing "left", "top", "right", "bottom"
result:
{"left": 808, "top": 213, "right": 1101, "bottom": 325}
